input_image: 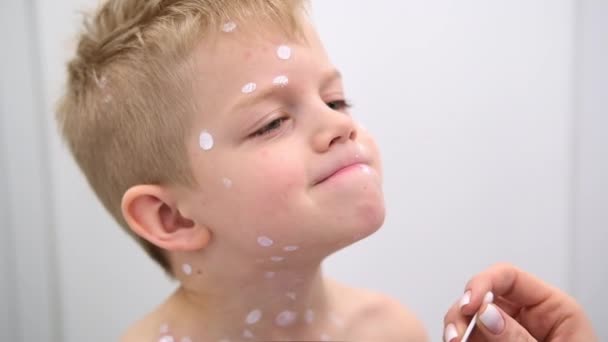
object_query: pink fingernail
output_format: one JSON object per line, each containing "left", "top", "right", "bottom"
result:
{"left": 459, "top": 290, "right": 471, "bottom": 309}
{"left": 444, "top": 323, "right": 458, "bottom": 342}
{"left": 479, "top": 304, "right": 505, "bottom": 334}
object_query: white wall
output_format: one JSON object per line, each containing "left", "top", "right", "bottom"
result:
{"left": 572, "top": 0, "right": 608, "bottom": 338}
{"left": 1, "top": 0, "right": 605, "bottom": 341}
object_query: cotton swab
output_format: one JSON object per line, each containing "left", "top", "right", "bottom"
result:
{"left": 461, "top": 291, "right": 494, "bottom": 342}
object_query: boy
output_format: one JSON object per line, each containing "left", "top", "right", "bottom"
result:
{"left": 57, "top": 0, "right": 428, "bottom": 341}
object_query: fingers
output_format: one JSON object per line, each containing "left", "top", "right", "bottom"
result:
{"left": 461, "top": 263, "right": 552, "bottom": 316}
{"left": 475, "top": 303, "right": 537, "bottom": 342}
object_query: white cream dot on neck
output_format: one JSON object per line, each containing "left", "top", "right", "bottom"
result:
{"left": 277, "top": 45, "right": 292, "bottom": 60}
{"left": 241, "top": 82, "right": 257, "bottom": 94}
{"left": 182, "top": 263, "right": 193, "bottom": 275}
{"left": 305, "top": 309, "right": 314, "bottom": 324}
{"left": 199, "top": 131, "right": 214, "bottom": 150}
{"left": 275, "top": 310, "right": 297, "bottom": 327}
{"left": 245, "top": 309, "right": 262, "bottom": 325}
{"left": 257, "top": 236, "right": 274, "bottom": 247}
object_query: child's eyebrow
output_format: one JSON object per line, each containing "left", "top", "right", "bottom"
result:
{"left": 230, "top": 69, "right": 342, "bottom": 113}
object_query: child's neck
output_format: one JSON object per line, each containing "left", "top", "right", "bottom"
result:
{"left": 167, "top": 260, "right": 345, "bottom": 341}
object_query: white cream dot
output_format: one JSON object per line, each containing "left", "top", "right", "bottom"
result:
{"left": 182, "top": 263, "right": 193, "bottom": 275}
{"left": 199, "top": 131, "right": 214, "bottom": 150}
{"left": 277, "top": 45, "right": 292, "bottom": 60}
{"left": 222, "top": 21, "right": 237, "bottom": 32}
{"left": 283, "top": 245, "right": 299, "bottom": 252}
{"left": 241, "top": 82, "right": 257, "bottom": 94}
{"left": 222, "top": 178, "right": 233, "bottom": 189}
{"left": 270, "top": 256, "right": 284, "bottom": 262}
{"left": 359, "top": 164, "right": 372, "bottom": 174}
{"left": 275, "top": 310, "right": 297, "bottom": 327}
{"left": 159, "top": 336, "right": 175, "bottom": 342}
{"left": 242, "top": 329, "right": 254, "bottom": 339}
{"left": 272, "top": 75, "right": 289, "bottom": 87}
{"left": 257, "top": 236, "right": 274, "bottom": 247}
{"left": 264, "top": 271, "right": 276, "bottom": 279}
{"left": 245, "top": 309, "right": 262, "bottom": 325}
{"left": 305, "top": 309, "right": 314, "bottom": 324}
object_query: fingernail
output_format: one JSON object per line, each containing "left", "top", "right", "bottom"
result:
{"left": 483, "top": 291, "right": 494, "bottom": 304}
{"left": 444, "top": 323, "right": 458, "bottom": 342}
{"left": 459, "top": 290, "right": 471, "bottom": 309}
{"left": 479, "top": 304, "right": 505, "bottom": 334}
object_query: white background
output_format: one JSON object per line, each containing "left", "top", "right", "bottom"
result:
{"left": 1, "top": 1, "right": 606, "bottom": 341}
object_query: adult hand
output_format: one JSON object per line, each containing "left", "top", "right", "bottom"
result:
{"left": 443, "top": 263, "right": 597, "bottom": 342}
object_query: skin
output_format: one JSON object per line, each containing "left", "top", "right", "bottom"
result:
{"left": 120, "top": 19, "right": 428, "bottom": 342}
{"left": 443, "top": 263, "right": 598, "bottom": 342}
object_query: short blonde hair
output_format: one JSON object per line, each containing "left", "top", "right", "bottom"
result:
{"left": 56, "top": 0, "right": 307, "bottom": 274}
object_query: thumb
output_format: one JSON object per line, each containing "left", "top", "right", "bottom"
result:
{"left": 475, "top": 303, "right": 537, "bottom": 342}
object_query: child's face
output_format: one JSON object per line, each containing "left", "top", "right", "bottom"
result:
{"left": 181, "top": 21, "right": 385, "bottom": 261}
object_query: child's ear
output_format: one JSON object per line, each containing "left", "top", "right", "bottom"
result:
{"left": 121, "top": 185, "right": 211, "bottom": 251}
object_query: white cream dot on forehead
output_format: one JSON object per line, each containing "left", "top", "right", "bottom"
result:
{"left": 272, "top": 75, "right": 289, "bottom": 87}
{"left": 275, "top": 310, "right": 297, "bottom": 327}
{"left": 245, "top": 309, "right": 262, "bottom": 324}
{"left": 241, "top": 82, "right": 257, "bottom": 94}
{"left": 182, "top": 263, "right": 193, "bottom": 275}
{"left": 222, "top": 21, "right": 237, "bottom": 32}
{"left": 277, "top": 45, "right": 292, "bottom": 60}
{"left": 257, "top": 236, "right": 274, "bottom": 247}
{"left": 199, "top": 131, "right": 214, "bottom": 150}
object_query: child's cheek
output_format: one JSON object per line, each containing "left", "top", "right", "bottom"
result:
{"left": 249, "top": 149, "right": 301, "bottom": 201}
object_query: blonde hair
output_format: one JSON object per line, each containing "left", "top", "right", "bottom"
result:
{"left": 56, "top": 0, "right": 307, "bottom": 274}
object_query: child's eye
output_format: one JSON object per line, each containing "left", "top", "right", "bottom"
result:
{"left": 253, "top": 117, "right": 289, "bottom": 137}
{"left": 326, "top": 99, "right": 352, "bottom": 112}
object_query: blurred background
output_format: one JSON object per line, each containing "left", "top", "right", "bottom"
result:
{"left": 1, "top": 0, "right": 606, "bottom": 341}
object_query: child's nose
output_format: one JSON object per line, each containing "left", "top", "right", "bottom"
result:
{"left": 311, "top": 107, "right": 358, "bottom": 153}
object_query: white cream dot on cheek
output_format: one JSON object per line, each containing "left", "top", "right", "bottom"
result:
{"left": 182, "top": 263, "right": 193, "bottom": 275}
{"left": 222, "top": 21, "right": 237, "bottom": 32}
{"left": 283, "top": 245, "right": 299, "bottom": 252}
{"left": 257, "top": 236, "right": 274, "bottom": 247}
{"left": 241, "top": 82, "right": 257, "bottom": 94}
{"left": 275, "top": 310, "right": 297, "bottom": 327}
{"left": 277, "top": 45, "right": 292, "bottom": 60}
{"left": 199, "top": 131, "right": 214, "bottom": 150}
{"left": 245, "top": 309, "right": 262, "bottom": 325}
{"left": 272, "top": 75, "right": 289, "bottom": 87}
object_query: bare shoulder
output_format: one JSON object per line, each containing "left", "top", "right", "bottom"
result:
{"left": 334, "top": 282, "right": 429, "bottom": 342}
